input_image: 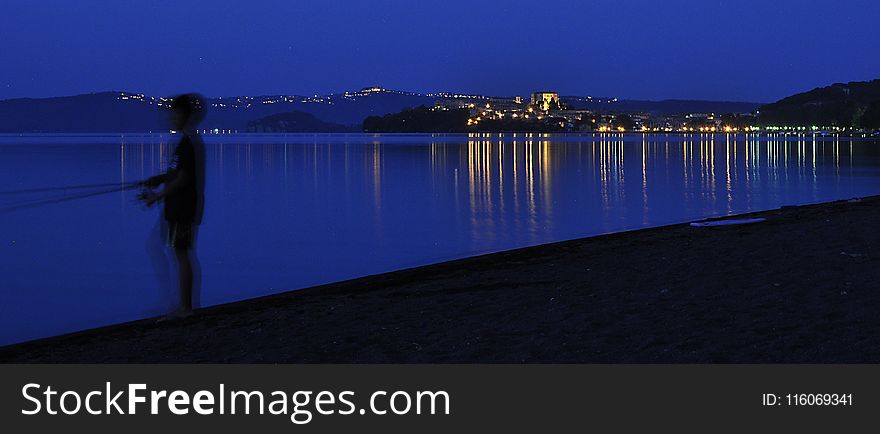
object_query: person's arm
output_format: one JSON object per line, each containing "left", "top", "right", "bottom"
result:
{"left": 143, "top": 170, "right": 190, "bottom": 206}
{"left": 141, "top": 173, "right": 169, "bottom": 188}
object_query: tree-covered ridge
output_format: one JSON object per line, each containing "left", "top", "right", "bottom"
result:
{"left": 759, "top": 79, "right": 880, "bottom": 129}
{"left": 247, "top": 111, "right": 355, "bottom": 132}
{"left": 363, "top": 106, "right": 579, "bottom": 133}
{"left": 363, "top": 106, "right": 472, "bottom": 133}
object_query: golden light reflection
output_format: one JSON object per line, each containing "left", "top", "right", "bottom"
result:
{"left": 112, "top": 134, "right": 868, "bottom": 252}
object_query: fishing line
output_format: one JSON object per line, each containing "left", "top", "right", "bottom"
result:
{"left": 0, "top": 183, "right": 142, "bottom": 213}
{"left": 0, "top": 182, "right": 139, "bottom": 195}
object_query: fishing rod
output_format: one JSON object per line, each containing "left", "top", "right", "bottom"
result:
{"left": 0, "top": 182, "right": 139, "bottom": 196}
{"left": 0, "top": 182, "right": 144, "bottom": 213}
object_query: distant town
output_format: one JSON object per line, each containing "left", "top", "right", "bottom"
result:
{"left": 363, "top": 83, "right": 880, "bottom": 135}
{"left": 437, "top": 91, "right": 760, "bottom": 134}
{"left": 119, "top": 83, "right": 879, "bottom": 135}
{"left": 1, "top": 80, "right": 877, "bottom": 134}
{"left": 116, "top": 88, "right": 772, "bottom": 134}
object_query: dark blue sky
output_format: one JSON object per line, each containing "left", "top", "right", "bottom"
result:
{"left": 2, "top": 0, "right": 878, "bottom": 102}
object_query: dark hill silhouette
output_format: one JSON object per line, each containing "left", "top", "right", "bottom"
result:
{"left": 0, "top": 88, "right": 768, "bottom": 133}
{"left": 758, "top": 79, "right": 880, "bottom": 128}
{"left": 201, "top": 91, "right": 436, "bottom": 128}
{"left": 0, "top": 90, "right": 435, "bottom": 133}
{"left": 247, "top": 111, "right": 356, "bottom": 132}
{"left": 0, "top": 92, "right": 164, "bottom": 133}
{"left": 363, "top": 106, "right": 471, "bottom": 133}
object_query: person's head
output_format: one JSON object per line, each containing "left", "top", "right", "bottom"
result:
{"left": 169, "top": 93, "right": 206, "bottom": 131}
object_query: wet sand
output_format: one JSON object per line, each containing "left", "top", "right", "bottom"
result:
{"left": 2, "top": 197, "right": 880, "bottom": 363}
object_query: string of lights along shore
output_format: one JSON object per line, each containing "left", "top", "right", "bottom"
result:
{"left": 115, "top": 86, "right": 874, "bottom": 136}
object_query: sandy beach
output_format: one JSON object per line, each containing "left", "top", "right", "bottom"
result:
{"left": 2, "top": 196, "right": 879, "bottom": 363}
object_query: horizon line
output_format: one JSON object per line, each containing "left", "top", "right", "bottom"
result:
{"left": 0, "top": 87, "right": 771, "bottom": 105}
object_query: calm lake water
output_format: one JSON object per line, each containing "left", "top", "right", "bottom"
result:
{"left": 2, "top": 133, "right": 880, "bottom": 345}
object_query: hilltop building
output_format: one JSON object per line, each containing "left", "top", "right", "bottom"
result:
{"left": 531, "top": 91, "right": 559, "bottom": 111}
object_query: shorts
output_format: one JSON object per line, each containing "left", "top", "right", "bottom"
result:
{"left": 167, "top": 222, "right": 195, "bottom": 250}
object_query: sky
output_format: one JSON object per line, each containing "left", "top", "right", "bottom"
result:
{"left": 1, "top": 0, "right": 879, "bottom": 102}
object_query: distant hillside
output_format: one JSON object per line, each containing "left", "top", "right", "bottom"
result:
{"left": 0, "top": 92, "right": 164, "bottom": 133}
{"left": 247, "top": 111, "right": 356, "bottom": 132}
{"left": 0, "top": 89, "right": 438, "bottom": 133}
{"left": 758, "top": 79, "right": 880, "bottom": 128}
{"left": 363, "top": 106, "right": 471, "bottom": 133}
{"left": 364, "top": 106, "right": 583, "bottom": 133}
{"left": 0, "top": 87, "right": 772, "bottom": 133}
{"left": 202, "top": 88, "right": 438, "bottom": 127}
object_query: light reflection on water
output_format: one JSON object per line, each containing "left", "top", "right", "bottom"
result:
{"left": 1, "top": 133, "right": 879, "bottom": 345}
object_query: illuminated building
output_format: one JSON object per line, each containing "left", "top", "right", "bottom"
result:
{"left": 530, "top": 92, "right": 559, "bottom": 111}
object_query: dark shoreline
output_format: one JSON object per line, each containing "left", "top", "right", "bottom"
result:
{"left": 2, "top": 196, "right": 880, "bottom": 363}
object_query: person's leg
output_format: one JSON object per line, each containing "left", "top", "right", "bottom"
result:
{"left": 190, "top": 226, "right": 201, "bottom": 310}
{"left": 174, "top": 246, "right": 193, "bottom": 313}
{"left": 147, "top": 218, "right": 174, "bottom": 311}
{"left": 190, "top": 247, "right": 202, "bottom": 309}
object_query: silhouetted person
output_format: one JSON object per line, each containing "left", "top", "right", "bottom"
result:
{"left": 141, "top": 93, "right": 206, "bottom": 318}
